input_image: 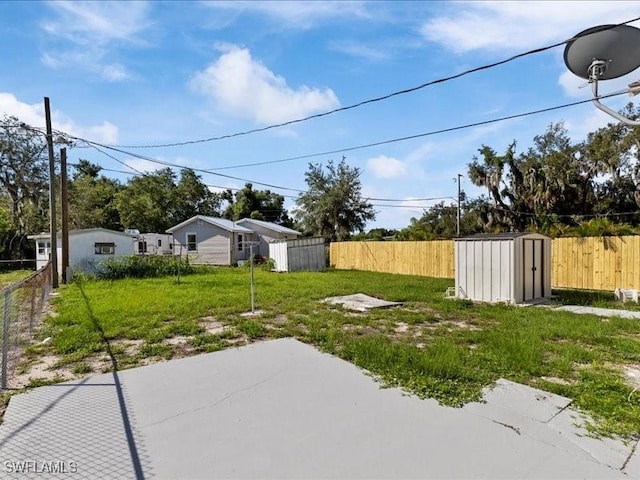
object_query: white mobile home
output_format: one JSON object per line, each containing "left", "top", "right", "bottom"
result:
{"left": 136, "top": 233, "right": 173, "bottom": 255}
{"left": 454, "top": 232, "right": 552, "bottom": 304}
{"left": 30, "top": 228, "right": 137, "bottom": 277}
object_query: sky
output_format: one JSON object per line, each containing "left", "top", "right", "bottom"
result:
{"left": 1, "top": 1, "right": 640, "bottom": 231}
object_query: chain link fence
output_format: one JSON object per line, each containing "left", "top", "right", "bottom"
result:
{"left": 0, "top": 262, "right": 53, "bottom": 390}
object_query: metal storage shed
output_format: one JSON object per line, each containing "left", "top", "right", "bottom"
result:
{"left": 269, "top": 237, "right": 326, "bottom": 272}
{"left": 454, "top": 232, "right": 552, "bottom": 304}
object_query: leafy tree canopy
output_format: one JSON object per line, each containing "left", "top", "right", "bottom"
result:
{"left": 222, "top": 183, "right": 291, "bottom": 225}
{"left": 295, "top": 158, "right": 375, "bottom": 241}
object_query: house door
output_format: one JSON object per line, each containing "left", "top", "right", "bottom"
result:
{"left": 523, "top": 239, "right": 543, "bottom": 301}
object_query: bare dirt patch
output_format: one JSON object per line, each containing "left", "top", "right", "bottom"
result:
{"left": 540, "top": 376, "right": 577, "bottom": 386}
{"left": 623, "top": 365, "right": 640, "bottom": 389}
{"left": 10, "top": 354, "right": 74, "bottom": 389}
{"left": 394, "top": 322, "right": 410, "bottom": 334}
{"left": 114, "top": 338, "right": 145, "bottom": 356}
{"left": 200, "top": 316, "right": 229, "bottom": 335}
{"left": 270, "top": 314, "right": 288, "bottom": 324}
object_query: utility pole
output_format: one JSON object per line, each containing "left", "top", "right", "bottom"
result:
{"left": 44, "top": 97, "right": 58, "bottom": 288}
{"left": 61, "top": 148, "right": 69, "bottom": 284}
{"left": 457, "top": 174, "right": 463, "bottom": 237}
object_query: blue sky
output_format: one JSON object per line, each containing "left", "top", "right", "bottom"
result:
{"left": 2, "top": 1, "right": 640, "bottom": 230}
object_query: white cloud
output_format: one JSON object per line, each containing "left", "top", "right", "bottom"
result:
{"left": 0, "top": 92, "right": 118, "bottom": 144}
{"left": 42, "top": 51, "right": 134, "bottom": 82}
{"left": 43, "top": 1, "right": 151, "bottom": 46}
{"left": 367, "top": 155, "right": 408, "bottom": 178}
{"left": 558, "top": 70, "right": 589, "bottom": 98}
{"left": 201, "top": 1, "right": 370, "bottom": 29}
{"left": 329, "top": 41, "right": 390, "bottom": 62}
{"left": 40, "top": 1, "right": 150, "bottom": 81}
{"left": 190, "top": 45, "right": 340, "bottom": 124}
{"left": 124, "top": 158, "right": 162, "bottom": 174}
{"left": 421, "top": 2, "right": 640, "bottom": 54}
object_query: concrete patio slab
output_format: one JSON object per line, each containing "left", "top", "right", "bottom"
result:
{"left": 0, "top": 338, "right": 636, "bottom": 479}
{"left": 322, "top": 293, "right": 402, "bottom": 311}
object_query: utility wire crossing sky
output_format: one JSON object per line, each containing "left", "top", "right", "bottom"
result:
{"left": 1, "top": 2, "right": 640, "bottom": 228}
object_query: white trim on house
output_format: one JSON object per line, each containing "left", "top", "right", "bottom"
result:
{"left": 186, "top": 232, "right": 197, "bottom": 252}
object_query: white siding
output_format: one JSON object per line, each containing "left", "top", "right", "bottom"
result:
{"left": 269, "top": 241, "right": 288, "bottom": 272}
{"left": 137, "top": 233, "right": 173, "bottom": 255}
{"left": 455, "top": 233, "right": 551, "bottom": 304}
{"left": 171, "top": 222, "right": 256, "bottom": 265}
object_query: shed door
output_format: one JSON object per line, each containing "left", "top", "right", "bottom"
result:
{"left": 523, "top": 239, "right": 543, "bottom": 301}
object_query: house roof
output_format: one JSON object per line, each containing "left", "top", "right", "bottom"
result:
{"left": 454, "top": 232, "right": 550, "bottom": 241}
{"left": 166, "top": 216, "right": 254, "bottom": 234}
{"left": 236, "top": 218, "right": 301, "bottom": 236}
{"left": 28, "top": 228, "right": 137, "bottom": 240}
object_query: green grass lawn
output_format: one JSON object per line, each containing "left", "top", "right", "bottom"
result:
{"left": 20, "top": 268, "right": 640, "bottom": 439}
{"left": 0, "top": 270, "right": 35, "bottom": 289}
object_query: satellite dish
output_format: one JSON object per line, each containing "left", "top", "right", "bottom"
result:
{"left": 564, "top": 24, "right": 640, "bottom": 80}
{"left": 563, "top": 24, "right": 640, "bottom": 126}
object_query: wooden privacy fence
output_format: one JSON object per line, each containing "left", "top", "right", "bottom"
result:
{"left": 330, "top": 236, "right": 640, "bottom": 291}
{"left": 552, "top": 236, "right": 640, "bottom": 291}
{"left": 330, "top": 241, "right": 455, "bottom": 278}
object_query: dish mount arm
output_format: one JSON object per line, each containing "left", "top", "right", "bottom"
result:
{"left": 589, "top": 60, "right": 640, "bottom": 126}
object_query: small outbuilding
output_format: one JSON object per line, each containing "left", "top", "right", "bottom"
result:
{"left": 269, "top": 237, "right": 326, "bottom": 272}
{"left": 454, "top": 232, "right": 552, "bottom": 304}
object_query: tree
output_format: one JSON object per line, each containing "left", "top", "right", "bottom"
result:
{"left": 0, "top": 115, "right": 52, "bottom": 234}
{"left": 115, "top": 168, "right": 221, "bottom": 232}
{"left": 295, "top": 158, "right": 375, "bottom": 241}
{"left": 468, "top": 123, "right": 592, "bottom": 232}
{"left": 174, "top": 168, "right": 222, "bottom": 220}
{"left": 352, "top": 228, "right": 399, "bottom": 241}
{"left": 69, "top": 160, "right": 122, "bottom": 230}
{"left": 222, "top": 183, "right": 291, "bottom": 225}
{"left": 397, "top": 196, "right": 484, "bottom": 240}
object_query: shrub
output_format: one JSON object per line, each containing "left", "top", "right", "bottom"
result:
{"left": 95, "top": 255, "right": 195, "bottom": 279}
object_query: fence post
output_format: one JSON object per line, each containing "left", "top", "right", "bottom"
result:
{"left": 1, "top": 289, "right": 10, "bottom": 390}
{"left": 29, "top": 278, "right": 37, "bottom": 333}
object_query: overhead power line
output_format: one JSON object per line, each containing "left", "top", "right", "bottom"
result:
{"left": 106, "top": 17, "right": 640, "bottom": 150}
{"left": 81, "top": 144, "right": 461, "bottom": 203}
{"left": 63, "top": 89, "right": 630, "bottom": 199}
{"left": 208, "top": 91, "right": 630, "bottom": 170}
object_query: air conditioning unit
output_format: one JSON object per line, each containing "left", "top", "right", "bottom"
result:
{"left": 614, "top": 288, "right": 639, "bottom": 303}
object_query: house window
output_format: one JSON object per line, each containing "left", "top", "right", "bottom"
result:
{"left": 157, "top": 239, "right": 162, "bottom": 247}
{"left": 138, "top": 241, "right": 147, "bottom": 253}
{"left": 238, "top": 234, "right": 243, "bottom": 251}
{"left": 95, "top": 242, "right": 115, "bottom": 255}
{"left": 187, "top": 233, "right": 197, "bottom": 251}
{"left": 38, "top": 241, "right": 50, "bottom": 255}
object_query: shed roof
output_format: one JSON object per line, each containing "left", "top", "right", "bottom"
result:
{"left": 166, "top": 215, "right": 254, "bottom": 234}
{"left": 236, "top": 218, "right": 301, "bottom": 236}
{"left": 454, "top": 232, "right": 550, "bottom": 241}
